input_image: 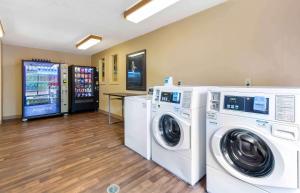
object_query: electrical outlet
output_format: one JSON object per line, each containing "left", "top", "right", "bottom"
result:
{"left": 245, "top": 78, "right": 252, "bottom": 87}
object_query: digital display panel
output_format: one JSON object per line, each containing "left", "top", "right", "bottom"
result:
{"left": 224, "top": 96, "right": 245, "bottom": 111}
{"left": 126, "top": 50, "right": 146, "bottom": 91}
{"left": 253, "top": 96, "right": 267, "bottom": 112}
{"left": 172, "top": 92, "right": 180, "bottom": 103}
{"left": 224, "top": 95, "right": 269, "bottom": 114}
{"left": 161, "top": 92, "right": 181, "bottom": 104}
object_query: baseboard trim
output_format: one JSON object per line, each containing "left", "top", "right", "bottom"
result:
{"left": 3, "top": 115, "right": 22, "bottom": 121}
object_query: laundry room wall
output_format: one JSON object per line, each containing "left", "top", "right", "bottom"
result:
{"left": 2, "top": 44, "right": 91, "bottom": 120}
{"left": 0, "top": 41, "right": 2, "bottom": 123}
{"left": 92, "top": 0, "right": 300, "bottom": 116}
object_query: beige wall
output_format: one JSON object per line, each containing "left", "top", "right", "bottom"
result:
{"left": 3, "top": 0, "right": 300, "bottom": 118}
{"left": 0, "top": 41, "right": 2, "bottom": 123}
{"left": 2, "top": 44, "right": 91, "bottom": 119}
{"left": 92, "top": 0, "right": 300, "bottom": 115}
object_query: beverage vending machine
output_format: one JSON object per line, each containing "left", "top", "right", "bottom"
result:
{"left": 22, "top": 60, "right": 61, "bottom": 120}
{"left": 69, "top": 65, "right": 99, "bottom": 113}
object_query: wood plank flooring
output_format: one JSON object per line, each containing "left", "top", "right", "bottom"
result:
{"left": 0, "top": 112, "right": 205, "bottom": 193}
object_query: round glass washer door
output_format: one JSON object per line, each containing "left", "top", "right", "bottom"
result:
{"left": 159, "top": 115, "right": 181, "bottom": 147}
{"left": 220, "top": 129, "right": 274, "bottom": 177}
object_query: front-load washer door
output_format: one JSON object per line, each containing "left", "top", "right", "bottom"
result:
{"left": 152, "top": 113, "right": 190, "bottom": 151}
{"left": 220, "top": 129, "right": 274, "bottom": 177}
{"left": 211, "top": 126, "right": 298, "bottom": 189}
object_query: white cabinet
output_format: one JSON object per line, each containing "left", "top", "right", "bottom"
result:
{"left": 124, "top": 95, "right": 152, "bottom": 160}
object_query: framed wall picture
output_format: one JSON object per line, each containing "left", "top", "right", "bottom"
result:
{"left": 109, "top": 54, "right": 119, "bottom": 85}
{"left": 99, "top": 57, "right": 107, "bottom": 85}
{"left": 126, "top": 50, "right": 146, "bottom": 91}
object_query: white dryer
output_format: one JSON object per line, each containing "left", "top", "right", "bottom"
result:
{"left": 206, "top": 87, "right": 300, "bottom": 193}
{"left": 151, "top": 86, "right": 208, "bottom": 186}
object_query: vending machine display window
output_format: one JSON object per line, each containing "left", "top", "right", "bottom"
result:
{"left": 22, "top": 61, "right": 61, "bottom": 120}
{"left": 74, "top": 67, "right": 94, "bottom": 98}
{"left": 69, "top": 65, "right": 99, "bottom": 113}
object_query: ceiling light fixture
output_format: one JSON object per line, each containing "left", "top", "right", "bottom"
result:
{"left": 76, "top": 35, "right": 102, "bottom": 50}
{"left": 0, "top": 20, "right": 4, "bottom": 38}
{"left": 124, "top": 0, "right": 180, "bottom": 23}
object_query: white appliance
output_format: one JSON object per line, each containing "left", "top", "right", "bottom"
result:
{"left": 206, "top": 87, "right": 300, "bottom": 193}
{"left": 151, "top": 86, "right": 208, "bottom": 185}
{"left": 124, "top": 95, "right": 152, "bottom": 160}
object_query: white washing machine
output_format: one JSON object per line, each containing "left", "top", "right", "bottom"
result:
{"left": 206, "top": 87, "right": 300, "bottom": 193}
{"left": 151, "top": 86, "right": 208, "bottom": 186}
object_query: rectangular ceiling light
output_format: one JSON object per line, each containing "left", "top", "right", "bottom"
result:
{"left": 76, "top": 35, "right": 102, "bottom": 50}
{"left": 0, "top": 20, "right": 4, "bottom": 38}
{"left": 124, "top": 0, "right": 180, "bottom": 23}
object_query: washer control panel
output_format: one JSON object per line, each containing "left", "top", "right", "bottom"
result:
{"left": 224, "top": 95, "right": 269, "bottom": 115}
{"left": 160, "top": 92, "right": 181, "bottom": 104}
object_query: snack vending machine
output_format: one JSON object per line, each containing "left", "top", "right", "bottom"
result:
{"left": 69, "top": 65, "right": 99, "bottom": 113}
{"left": 22, "top": 60, "right": 61, "bottom": 120}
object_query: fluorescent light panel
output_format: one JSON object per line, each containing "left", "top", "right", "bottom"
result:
{"left": 76, "top": 35, "right": 102, "bottom": 50}
{"left": 0, "top": 20, "right": 4, "bottom": 38}
{"left": 124, "top": 0, "right": 180, "bottom": 23}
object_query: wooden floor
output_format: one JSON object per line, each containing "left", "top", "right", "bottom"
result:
{"left": 0, "top": 112, "right": 205, "bottom": 193}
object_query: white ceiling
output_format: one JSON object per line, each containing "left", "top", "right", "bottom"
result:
{"left": 0, "top": 0, "right": 225, "bottom": 55}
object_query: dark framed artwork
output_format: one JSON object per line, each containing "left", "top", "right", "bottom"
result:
{"left": 126, "top": 50, "right": 146, "bottom": 91}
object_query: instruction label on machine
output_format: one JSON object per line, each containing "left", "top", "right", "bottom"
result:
{"left": 275, "top": 95, "right": 295, "bottom": 122}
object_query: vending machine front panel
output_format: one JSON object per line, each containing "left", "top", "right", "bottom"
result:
{"left": 22, "top": 61, "right": 61, "bottom": 120}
